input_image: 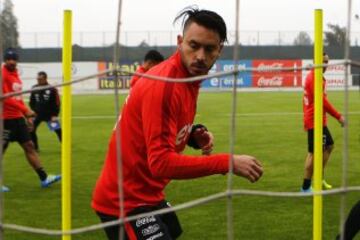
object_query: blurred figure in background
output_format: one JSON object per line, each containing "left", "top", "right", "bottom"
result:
{"left": 29, "top": 71, "right": 62, "bottom": 152}
{"left": 130, "top": 49, "right": 164, "bottom": 88}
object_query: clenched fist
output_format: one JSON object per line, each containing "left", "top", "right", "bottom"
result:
{"left": 232, "top": 155, "right": 263, "bottom": 183}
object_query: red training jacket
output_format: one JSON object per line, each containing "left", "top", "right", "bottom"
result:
{"left": 129, "top": 65, "right": 146, "bottom": 88}
{"left": 92, "top": 51, "right": 229, "bottom": 217}
{"left": 2, "top": 65, "right": 29, "bottom": 119}
{"left": 303, "top": 70, "right": 341, "bottom": 130}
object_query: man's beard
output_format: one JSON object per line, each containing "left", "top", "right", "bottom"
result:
{"left": 6, "top": 63, "right": 16, "bottom": 71}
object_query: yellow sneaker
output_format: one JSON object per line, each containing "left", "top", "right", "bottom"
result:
{"left": 322, "top": 180, "right": 333, "bottom": 190}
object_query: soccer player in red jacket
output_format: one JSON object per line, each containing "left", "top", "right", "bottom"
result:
{"left": 301, "top": 53, "right": 345, "bottom": 192}
{"left": 1, "top": 48, "right": 61, "bottom": 192}
{"left": 92, "top": 7, "right": 263, "bottom": 240}
{"left": 130, "top": 50, "right": 164, "bottom": 88}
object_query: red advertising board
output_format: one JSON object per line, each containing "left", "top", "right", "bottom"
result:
{"left": 252, "top": 60, "right": 302, "bottom": 87}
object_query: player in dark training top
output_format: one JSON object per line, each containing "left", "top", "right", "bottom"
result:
{"left": 29, "top": 71, "right": 62, "bottom": 152}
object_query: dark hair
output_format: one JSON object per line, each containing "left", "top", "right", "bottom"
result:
{"left": 38, "top": 71, "right": 48, "bottom": 79}
{"left": 3, "top": 48, "right": 19, "bottom": 61}
{"left": 174, "top": 6, "right": 227, "bottom": 43}
{"left": 144, "top": 50, "right": 164, "bottom": 63}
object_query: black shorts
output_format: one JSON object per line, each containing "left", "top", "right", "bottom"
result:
{"left": 97, "top": 201, "right": 182, "bottom": 240}
{"left": 3, "top": 118, "right": 31, "bottom": 144}
{"left": 307, "top": 126, "right": 334, "bottom": 153}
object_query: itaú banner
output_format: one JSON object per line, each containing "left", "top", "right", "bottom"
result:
{"left": 252, "top": 60, "right": 302, "bottom": 87}
{"left": 97, "top": 61, "right": 140, "bottom": 89}
{"left": 17, "top": 62, "right": 99, "bottom": 93}
{"left": 302, "top": 60, "right": 351, "bottom": 87}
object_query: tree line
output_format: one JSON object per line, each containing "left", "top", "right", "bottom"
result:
{"left": 0, "top": 0, "right": 351, "bottom": 50}
{"left": 293, "top": 24, "right": 347, "bottom": 46}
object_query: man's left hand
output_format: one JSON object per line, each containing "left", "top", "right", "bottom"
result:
{"left": 192, "top": 128, "right": 214, "bottom": 155}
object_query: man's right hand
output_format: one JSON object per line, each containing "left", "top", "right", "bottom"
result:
{"left": 338, "top": 116, "right": 345, "bottom": 127}
{"left": 26, "top": 118, "right": 34, "bottom": 132}
{"left": 25, "top": 110, "right": 36, "bottom": 118}
{"left": 232, "top": 155, "right": 263, "bottom": 183}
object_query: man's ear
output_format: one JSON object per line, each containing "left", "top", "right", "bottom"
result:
{"left": 213, "top": 43, "right": 224, "bottom": 59}
{"left": 177, "top": 35, "right": 183, "bottom": 48}
{"left": 219, "top": 43, "right": 224, "bottom": 54}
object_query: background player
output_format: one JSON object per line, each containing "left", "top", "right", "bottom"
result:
{"left": 129, "top": 49, "right": 164, "bottom": 88}
{"left": 301, "top": 52, "right": 345, "bottom": 192}
{"left": 29, "top": 71, "right": 62, "bottom": 152}
{"left": 2, "top": 49, "right": 61, "bottom": 191}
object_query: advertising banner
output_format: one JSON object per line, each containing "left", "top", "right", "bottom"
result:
{"left": 201, "top": 60, "right": 252, "bottom": 88}
{"left": 252, "top": 60, "right": 302, "bottom": 87}
{"left": 97, "top": 61, "right": 140, "bottom": 89}
{"left": 18, "top": 62, "right": 99, "bottom": 92}
{"left": 301, "top": 60, "right": 351, "bottom": 87}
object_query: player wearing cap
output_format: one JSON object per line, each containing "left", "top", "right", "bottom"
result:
{"left": 1, "top": 48, "right": 61, "bottom": 191}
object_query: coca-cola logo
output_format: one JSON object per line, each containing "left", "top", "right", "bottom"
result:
{"left": 257, "top": 76, "right": 283, "bottom": 87}
{"left": 257, "top": 63, "right": 284, "bottom": 72}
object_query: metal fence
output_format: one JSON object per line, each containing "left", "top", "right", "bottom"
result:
{"left": 17, "top": 30, "right": 360, "bottom": 48}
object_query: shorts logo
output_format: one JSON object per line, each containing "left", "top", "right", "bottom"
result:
{"left": 136, "top": 216, "right": 156, "bottom": 228}
{"left": 141, "top": 224, "right": 160, "bottom": 236}
{"left": 3, "top": 130, "right": 10, "bottom": 141}
{"left": 146, "top": 232, "right": 164, "bottom": 240}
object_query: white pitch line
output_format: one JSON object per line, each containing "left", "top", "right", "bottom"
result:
{"left": 70, "top": 111, "right": 360, "bottom": 120}
{"left": 227, "top": 112, "right": 302, "bottom": 117}
{"left": 72, "top": 115, "right": 115, "bottom": 119}
{"left": 226, "top": 111, "right": 360, "bottom": 117}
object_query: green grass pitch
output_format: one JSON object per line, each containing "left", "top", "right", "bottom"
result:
{"left": 3, "top": 90, "right": 360, "bottom": 239}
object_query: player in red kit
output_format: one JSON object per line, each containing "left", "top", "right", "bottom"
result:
{"left": 1, "top": 48, "right": 61, "bottom": 192}
{"left": 92, "top": 7, "right": 263, "bottom": 240}
{"left": 130, "top": 50, "right": 164, "bottom": 88}
{"left": 301, "top": 53, "right": 345, "bottom": 192}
